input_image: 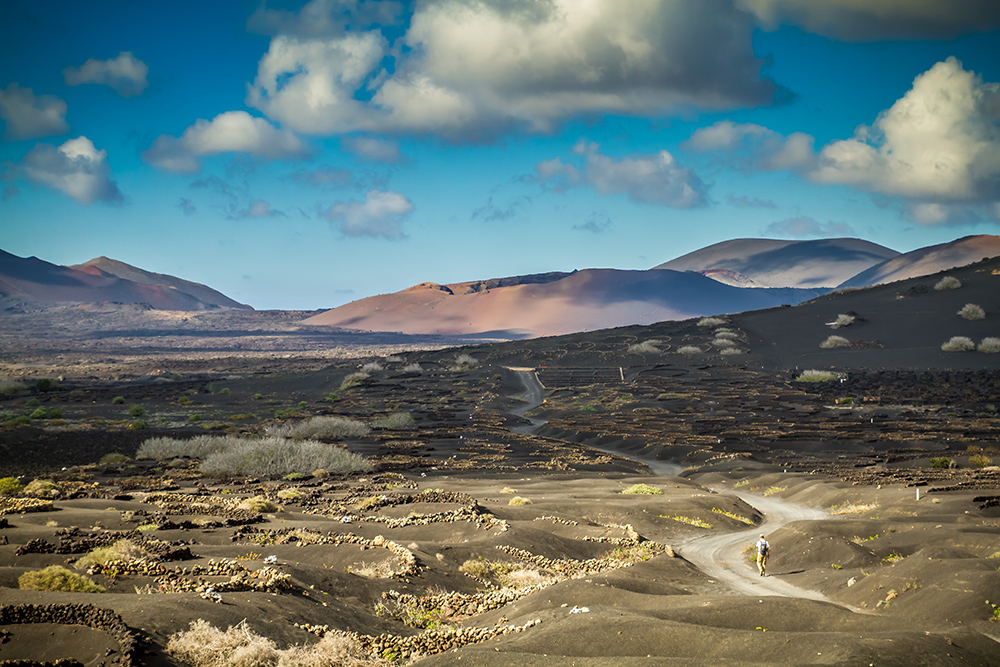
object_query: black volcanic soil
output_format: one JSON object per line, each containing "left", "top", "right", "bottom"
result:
{"left": 1, "top": 263, "right": 1000, "bottom": 665}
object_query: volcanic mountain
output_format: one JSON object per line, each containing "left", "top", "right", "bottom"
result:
{"left": 0, "top": 250, "right": 250, "bottom": 311}
{"left": 302, "top": 269, "right": 828, "bottom": 338}
{"left": 652, "top": 237, "right": 899, "bottom": 288}
{"left": 837, "top": 234, "right": 1000, "bottom": 288}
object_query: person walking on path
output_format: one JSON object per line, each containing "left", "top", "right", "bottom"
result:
{"left": 755, "top": 534, "right": 770, "bottom": 576}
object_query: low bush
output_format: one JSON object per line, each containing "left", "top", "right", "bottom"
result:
{"left": 820, "top": 335, "right": 851, "bottom": 349}
{"left": 0, "top": 477, "right": 23, "bottom": 496}
{"left": 628, "top": 340, "right": 661, "bottom": 354}
{"left": 19, "top": 565, "right": 105, "bottom": 593}
{"left": 127, "top": 419, "right": 148, "bottom": 430}
{"left": 697, "top": 317, "right": 726, "bottom": 327}
{"left": 200, "top": 437, "right": 372, "bottom": 478}
{"left": 714, "top": 331, "right": 739, "bottom": 340}
{"left": 621, "top": 483, "right": 662, "bottom": 495}
{"left": 360, "top": 362, "right": 384, "bottom": 373}
{"left": 76, "top": 539, "right": 150, "bottom": 569}
{"left": 830, "top": 313, "right": 856, "bottom": 329}
{"left": 720, "top": 347, "right": 743, "bottom": 356}
{"left": 508, "top": 496, "right": 532, "bottom": 506}
{"left": 978, "top": 337, "right": 1000, "bottom": 353}
{"left": 941, "top": 336, "right": 975, "bottom": 352}
{"left": 459, "top": 559, "right": 491, "bottom": 579}
{"left": 969, "top": 454, "right": 993, "bottom": 468}
{"left": 402, "top": 363, "right": 423, "bottom": 372}
{"left": 238, "top": 496, "right": 281, "bottom": 513}
{"left": 36, "top": 379, "right": 56, "bottom": 392}
{"left": 137, "top": 435, "right": 240, "bottom": 460}
{"left": 128, "top": 405, "right": 146, "bottom": 417}
{"left": 958, "top": 303, "right": 985, "bottom": 320}
{"left": 269, "top": 416, "right": 371, "bottom": 439}
{"left": 167, "top": 619, "right": 382, "bottom": 667}
{"left": 29, "top": 407, "right": 48, "bottom": 420}
{"left": 452, "top": 353, "right": 478, "bottom": 370}
{"left": 218, "top": 387, "right": 231, "bottom": 395}
{"left": 677, "top": 346, "right": 702, "bottom": 355}
{"left": 370, "top": 412, "right": 415, "bottom": 430}
{"left": 934, "top": 276, "right": 962, "bottom": 290}
{"left": 112, "top": 396, "right": 125, "bottom": 405}
{"left": 23, "top": 479, "right": 59, "bottom": 497}
{"left": 99, "top": 453, "right": 131, "bottom": 465}
{"left": 796, "top": 370, "right": 839, "bottom": 382}
{"left": 712, "top": 339, "right": 736, "bottom": 348}
{"left": 0, "top": 380, "right": 26, "bottom": 397}
{"left": 340, "top": 372, "right": 369, "bottom": 391}
{"left": 929, "top": 457, "right": 952, "bottom": 469}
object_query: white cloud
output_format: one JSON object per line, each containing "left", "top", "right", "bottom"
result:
{"left": 684, "top": 120, "right": 815, "bottom": 170}
{"left": 737, "top": 0, "right": 1000, "bottom": 41}
{"left": 324, "top": 190, "right": 413, "bottom": 239}
{"left": 810, "top": 58, "right": 1000, "bottom": 217}
{"left": 63, "top": 52, "right": 149, "bottom": 97}
{"left": 246, "top": 33, "right": 388, "bottom": 135}
{"left": 142, "top": 111, "right": 309, "bottom": 174}
{"left": 237, "top": 199, "right": 285, "bottom": 219}
{"left": 247, "top": 0, "right": 778, "bottom": 140}
{"left": 0, "top": 83, "right": 69, "bottom": 140}
{"left": 342, "top": 136, "right": 405, "bottom": 163}
{"left": 534, "top": 141, "right": 708, "bottom": 208}
{"left": 762, "top": 216, "right": 855, "bottom": 238}
{"left": 19, "top": 136, "right": 122, "bottom": 204}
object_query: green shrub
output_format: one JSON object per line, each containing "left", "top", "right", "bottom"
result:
{"left": 47, "top": 407, "right": 63, "bottom": 419}
{"left": 187, "top": 414, "right": 202, "bottom": 422}
{"left": 199, "top": 437, "right": 372, "bottom": 478}
{"left": 171, "top": 373, "right": 182, "bottom": 381}
{"left": 370, "top": 412, "right": 416, "bottom": 430}
{"left": 19, "top": 565, "right": 105, "bottom": 593}
{"left": 820, "top": 335, "right": 851, "bottom": 349}
{"left": 969, "top": 454, "right": 992, "bottom": 468}
{"left": 112, "top": 396, "right": 125, "bottom": 405}
{"left": 100, "top": 453, "right": 131, "bottom": 465}
{"left": 29, "top": 407, "right": 48, "bottom": 420}
{"left": 0, "top": 477, "right": 23, "bottom": 496}
{"left": 26, "top": 398, "right": 41, "bottom": 407}
{"left": 934, "top": 276, "right": 961, "bottom": 290}
{"left": 177, "top": 395, "right": 192, "bottom": 406}
{"left": 339, "top": 372, "right": 369, "bottom": 391}
{"left": 270, "top": 416, "right": 370, "bottom": 439}
{"left": 621, "top": 483, "right": 663, "bottom": 495}
{"left": 929, "top": 457, "right": 952, "bottom": 469}
{"left": 76, "top": 539, "right": 150, "bottom": 569}
{"left": 252, "top": 393, "right": 264, "bottom": 400}
{"left": 796, "top": 370, "right": 839, "bottom": 382}
{"left": 218, "top": 388, "right": 231, "bottom": 395}
{"left": 36, "top": 379, "right": 55, "bottom": 392}
{"left": 958, "top": 303, "right": 985, "bottom": 320}
{"left": 5, "top": 415, "right": 30, "bottom": 425}
{"left": 128, "top": 420, "right": 148, "bottom": 430}
{"left": 323, "top": 392, "right": 340, "bottom": 402}
{"left": 128, "top": 405, "right": 146, "bottom": 417}
{"left": 942, "top": 336, "right": 975, "bottom": 352}
{"left": 978, "top": 337, "right": 1000, "bottom": 353}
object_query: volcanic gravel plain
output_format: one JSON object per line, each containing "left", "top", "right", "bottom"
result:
{"left": 1, "top": 260, "right": 1000, "bottom": 666}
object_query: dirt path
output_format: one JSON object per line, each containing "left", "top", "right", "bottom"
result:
{"left": 508, "top": 368, "right": 837, "bottom": 602}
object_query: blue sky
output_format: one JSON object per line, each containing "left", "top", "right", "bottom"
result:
{"left": 2, "top": 1, "right": 999, "bottom": 310}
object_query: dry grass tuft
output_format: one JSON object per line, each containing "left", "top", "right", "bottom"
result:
{"left": 831, "top": 500, "right": 878, "bottom": 515}
{"left": 508, "top": 496, "right": 533, "bottom": 506}
{"left": 19, "top": 565, "right": 105, "bottom": 593}
{"left": 820, "top": 335, "right": 851, "bottom": 349}
{"left": 934, "top": 276, "right": 961, "bottom": 290}
{"left": 958, "top": 303, "right": 985, "bottom": 320}
{"left": 978, "top": 337, "right": 1000, "bottom": 353}
{"left": 621, "top": 483, "right": 663, "bottom": 495}
{"left": 941, "top": 336, "right": 975, "bottom": 352}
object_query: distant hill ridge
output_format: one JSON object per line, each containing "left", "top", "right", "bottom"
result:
{"left": 0, "top": 250, "right": 250, "bottom": 311}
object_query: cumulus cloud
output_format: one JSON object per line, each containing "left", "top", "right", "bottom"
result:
{"left": 762, "top": 216, "right": 855, "bottom": 238}
{"left": 63, "top": 52, "right": 149, "bottom": 97}
{"left": 142, "top": 111, "right": 309, "bottom": 174}
{"left": 0, "top": 84, "right": 69, "bottom": 140}
{"left": 684, "top": 120, "right": 815, "bottom": 170}
{"left": 247, "top": 0, "right": 778, "bottom": 140}
{"left": 737, "top": 0, "right": 1000, "bottom": 41}
{"left": 342, "top": 136, "right": 405, "bottom": 163}
{"left": 533, "top": 141, "right": 708, "bottom": 209}
{"left": 324, "top": 189, "right": 413, "bottom": 239}
{"left": 19, "top": 136, "right": 122, "bottom": 204}
{"left": 728, "top": 194, "right": 777, "bottom": 209}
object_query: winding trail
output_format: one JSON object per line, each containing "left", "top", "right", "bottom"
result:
{"left": 507, "top": 367, "right": 835, "bottom": 602}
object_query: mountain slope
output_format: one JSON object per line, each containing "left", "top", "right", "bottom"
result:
{"left": 72, "top": 256, "right": 250, "bottom": 309}
{"left": 654, "top": 238, "right": 899, "bottom": 289}
{"left": 302, "top": 268, "right": 827, "bottom": 337}
{"left": 0, "top": 249, "right": 247, "bottom": 311}
{"left": 837, "top": 235, "right": 1000, "bottom": 288}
